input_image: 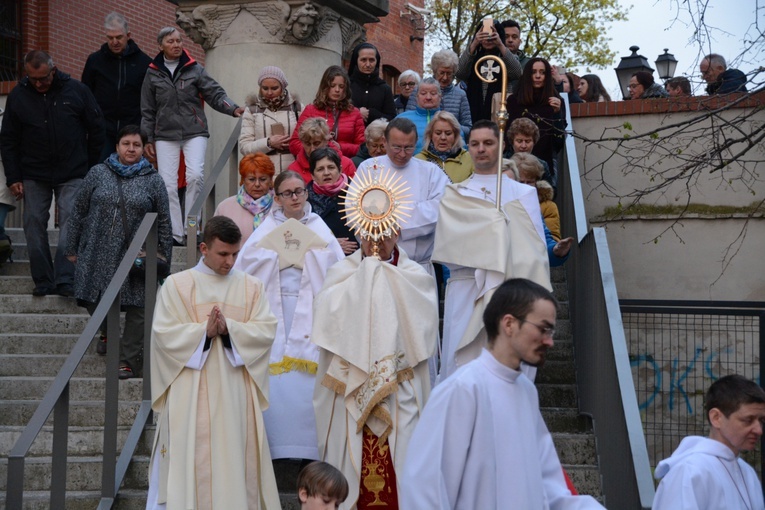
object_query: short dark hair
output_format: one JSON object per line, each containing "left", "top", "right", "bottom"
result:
{"left": 309, "top": 147, "right": 342, "bottom": 175}
{"left": 632, "top": 71, "right": 655, "bottom": 89}
{"left": 203, "top": 216, "right": 242, "bottom": 246}
{"left": 705, "top": 374, "right": 765, "bottom": 423}
{"left": 385, "top": 117, "right": 418, "bottom": 141}
{"left": 468, "top": 120, "right": 500, "bottom": 143}
{"left": 24, "top": 50, "right": 54, "bottom": 69}
{"left": 499, "top": 19, "right": 521, "bottom": 32}
{"left": 117, "top": 124, "right": 147, "bottom": 146}
{"left": 297, "top": 461, "right": 349, "bottom": 503}
{"left": 483, "top": 278, "right": 558, "bottom": 345}
{"left": 666, "top": 76, "right": 692, "bottom": 95}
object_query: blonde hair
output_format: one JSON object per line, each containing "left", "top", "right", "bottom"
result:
{"left": 422, "top": 111, "right": 464, "bottom": 151}
{"left": 511, "top": 152, "right": 544, "bottom": 181}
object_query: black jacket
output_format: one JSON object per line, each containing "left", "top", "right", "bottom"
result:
{"left": 707, "top": 69, "right": 748, "bottom": 95}
{"left": 0, "top": 71, "right": 105, "bottom": 185}
{"left": 348, "top": 43, "right": 396, "bottom": 125}
{"left": 82, "top": 40, "right": 151, "bottom": 133}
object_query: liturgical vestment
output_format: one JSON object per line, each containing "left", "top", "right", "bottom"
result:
{"left": 147, "top": 261, "right": 280, "bottom": 509}
{"left": 313, "top": 248, "right": 439, "bottom": 509}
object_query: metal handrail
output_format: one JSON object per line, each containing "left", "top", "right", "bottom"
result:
{"left": 559, "top": 93, "right": 655, "bottom": 509}
{"left": 185, "top": 117, "right": 243, "bottom": 267}
{"left": 5, "top": 214, "right": 159, "bottom": 509}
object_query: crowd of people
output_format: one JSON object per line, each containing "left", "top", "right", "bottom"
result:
{"left": 0, "top": 9, "right": 757, "bottom": 510}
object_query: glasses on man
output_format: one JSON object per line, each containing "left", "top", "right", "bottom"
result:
{"left": 27, "top": 69, "right": 55, "bottom": 84}
{"left": 520, "top": 319, "right": 556, "bottom": 338}
{"left": 390, "top": 145, "right": 416, "bottom": 154}
{"left": 276, "top": 188, "right": 306, "bottom": 199}
{"left": 400, "top": 82, "right": 417, "bottom": 88}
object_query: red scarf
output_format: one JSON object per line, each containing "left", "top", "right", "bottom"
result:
{"left": 311, "top": 173, "right": 348, "bottom": 196}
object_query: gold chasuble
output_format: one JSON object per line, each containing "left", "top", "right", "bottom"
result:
{"left": 432, "top": 184, "right": 550, "bottom": 370}
{"left": 313, "top": 249, "right": 439, "bottom": 510}
{"left": 149, "top": 267, "right": 280, "bottom": 509}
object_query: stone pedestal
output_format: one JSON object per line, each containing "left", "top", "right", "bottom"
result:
{"left": 174, "top": 0, "right": 388, "bottom": 202}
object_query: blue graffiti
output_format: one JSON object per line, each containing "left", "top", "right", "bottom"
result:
{"left": 669, "top": 347, "right": 702, "bottom": 414}
{"left": 630, "top": 354, "right": 661, "bottom": 410}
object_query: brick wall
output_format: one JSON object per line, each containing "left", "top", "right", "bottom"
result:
{"left": 570, "top": 90, "right": 764, "bottom": 118}
{"left": 364, "top": 0, "right": 425, "bottom": 92}
{"left": 10, "top": 0, "right": 204, "bottom": 88}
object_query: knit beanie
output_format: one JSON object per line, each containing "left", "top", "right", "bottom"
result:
{"left": 258, "top": 66, "right": 288, "bottom": 89}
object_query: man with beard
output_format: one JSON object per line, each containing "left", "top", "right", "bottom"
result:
{"left": 401, "top": 278, "right": 604, "bottom": 509}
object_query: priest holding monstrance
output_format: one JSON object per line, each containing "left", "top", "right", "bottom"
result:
{"left": 312, "top": 168, "right": 440, "bottom": 509}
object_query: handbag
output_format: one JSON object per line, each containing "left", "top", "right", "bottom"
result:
{"left": 115, "top": 177, "right": 171, "bottom": 281}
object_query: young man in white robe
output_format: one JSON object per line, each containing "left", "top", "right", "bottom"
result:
{"left": 400, "top": 278, "right": 604, "bottom": 509}
{"left": 653, "top": 374, "right": 765, "bottom": 510}
{"left": 313, "top": 231, "right": 439, "bottom": 509}
{"left": 432, "top": 119, "right": 573, "bottom": 383}
{"left": 354, "top": 117, "right": 448, "bottom": 275}
{"left": 147, "top": 215, "right": 281, "bottom": 509}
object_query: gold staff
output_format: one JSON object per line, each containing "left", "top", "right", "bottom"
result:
{"left": 474, "top": 55, "right": 508, "bottom": 211}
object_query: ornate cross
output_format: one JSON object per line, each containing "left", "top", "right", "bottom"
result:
{"left": 480, "top": 61, "right": 500, "bottom": 81}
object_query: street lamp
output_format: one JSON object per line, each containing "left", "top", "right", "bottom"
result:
{"left": 614, "top": 46, "right": 654, "bottom": 100}
{"left": 655, "top": 49, "right": 678, "bottom": 82}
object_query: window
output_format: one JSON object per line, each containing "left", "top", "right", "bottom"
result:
{"left": 0, "top": 0, "right": 22, "bottom": 82}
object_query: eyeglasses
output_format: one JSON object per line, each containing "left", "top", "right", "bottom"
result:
{"left": 520, "top": 319, "right": 556, "bottom": 338}
{"left": 400, "top": 82, "right": 417, "bottom": 88}
{"left": 27, "top": 69, "right": 55, "bottom": 84}
{"left": 276, "top": 188, "right": 306, "bottom": 199}
{"left": 390, "top": 145, "right": 416, "bottom": 154}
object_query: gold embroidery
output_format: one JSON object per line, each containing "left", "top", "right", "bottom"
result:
{"left": 361, "top": 427, "right": 390, "bottom": 507}
{"left": 160, "top": 445, "right": 167, "bottom": 457}
{"left": 269, "top": 355, "right": 318, "bottom": 375}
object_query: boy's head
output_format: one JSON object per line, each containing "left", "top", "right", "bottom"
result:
{"left": 511, "top": 152, "right": 544, "bottom": 186}
{"left": 705, "top": 374, "right": 765, "bottom": 455}
{"left": 297, "top": 461, "right": 349, "bottom": 509}
{"left": 507, "top": 117, "right": 539, "bottom": 154}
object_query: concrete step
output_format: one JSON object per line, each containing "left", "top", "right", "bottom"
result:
{"left": 0, "top": 294, "right": 82, "bottom": 314}
{"left": 0, "top": 400, "right": 143, "bottom": 428}
{"left": 0, "top": 425, "right": 153, "bottom": 458}
{"left": 5, "top": 229, "right": 57, "bottom": 245}
{"left": 564, "top": 464, "right": 603, "bottom": 497}
{"left": 0, "top": 377, "right": 144, "bottom": 401}
{"left": 552, "top": 433, "right": 597, "bottom": 465}
{"left": 0, "top": 334, "right": 82, "bottom": 355}
{"left": 541, "top": 407, "right": 592, "bottom": 434}
{"left": 0, "top": 454, "right": 149, "bottom": 492}
{"left": 0, "top": 276, "right": 35, "bottom": 295}
{"left": 536, "top": 359, "right": 576, "bottom": 385}
{"left": 537, "top": 383, "right": 577, "bottom": 408}
{"left": 546, "top": 339, "right": 573, "bottom": 361}
{"left": 0, "top": 259, "right": 186, "bottom": 278}
{"left": 0, "top": 313, "right": 90, "bottom": 335}
{"left": 0, "top": 489, "right": 149, "bottom": 510}
{"left": 5, "top": 244, "right": 189, "bottom": 265}
{"left": 0, "top": 353, "right": 110, "bottom": 378}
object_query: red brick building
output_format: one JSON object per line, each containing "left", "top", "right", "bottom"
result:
{"left": 3, "top": 0, "right": 422, "bottom": 96}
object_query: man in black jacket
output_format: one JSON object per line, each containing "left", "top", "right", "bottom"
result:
{"left": 82, "top": 12, "right": 151, "bottom": 161}
{"left": 0, "top": 50, "right": 104, "bottom": 297}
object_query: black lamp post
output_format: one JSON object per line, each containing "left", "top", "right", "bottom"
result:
{"left": 655, "top": 48, "right": 678, "bottom": 82}
{"left": 614, "top": 46, "right": 654, "bottom": 100}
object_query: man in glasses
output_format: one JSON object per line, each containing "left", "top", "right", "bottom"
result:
{"left": 0, "top": 50, "right": 104, "bottom": 297}
{"left": 355, "top": 117, "right": 448, "bottom": 277}
{"left": 401, "top": 278, "right": 604, "bottom": 510}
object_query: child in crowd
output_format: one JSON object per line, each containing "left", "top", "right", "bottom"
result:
{"left": 297, "top": 461, "right": 349, "bottom": 510}
{"left": 513, "top": 152, "right": 561, "bottom": 240}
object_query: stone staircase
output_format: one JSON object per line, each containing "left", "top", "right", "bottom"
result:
{"left": 0, "top": 228, "right": 601, "bottom": 508}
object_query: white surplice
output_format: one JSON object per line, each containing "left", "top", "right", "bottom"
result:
{"left": 433, "top": 173, "right": 550, "bottom": 383}
{"left": 234, "top": 203, "right": 344, "bottom": 460}
{"left": 147, "top": 260, "right": 280, "bottom": 509}
{"left": 654, "top": 436, "right": 765, "bottom": 510}
{"left": 355, "top": 155, "right": 448, "bottom": 270}
{"left": 400, "top": 349, "right": 605, "bottom": 510}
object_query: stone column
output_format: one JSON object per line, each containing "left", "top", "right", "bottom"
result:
{"left": 174, "top": 0, "right": 388, "bottom": 201}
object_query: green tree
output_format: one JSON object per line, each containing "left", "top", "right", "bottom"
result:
{"left": 426, "top": 0, "right": 628, "bottom": 69}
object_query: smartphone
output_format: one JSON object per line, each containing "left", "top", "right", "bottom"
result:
{"left": 271, "top": 123, "right": 285, "bottom": 136}
{"left": 482, "top": 18, "right": 493, "bottom": 33}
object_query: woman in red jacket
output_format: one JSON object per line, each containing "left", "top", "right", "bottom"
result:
{"left": 289, "top": 65, "right": 365, "bottom": 159}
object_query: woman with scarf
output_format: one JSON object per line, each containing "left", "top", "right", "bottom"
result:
{"left": 235, "top": 170, "right": 343, "bottom": 463}
{"left": 505, "top": 57, "right": 567, "bottom": 189}
{"left": 415, "top": 111, "right": 474, "bottom": 184}
{"left": 348, "top": 42, "right": 396, "bottom": 126}
{"left": 239, "top": 66, "right": 303, "bottom": 174}
{"left": 306, "top": 147, "right": 357, "bottom": 255}
{"left": 289, "top": 66, "right": 365, "bottom": 159}
{"left": 214, "top": 152, "right": 275, "bottom": 243}
{"left": 65, "top": 125, "right": 172, "bottom": 379}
